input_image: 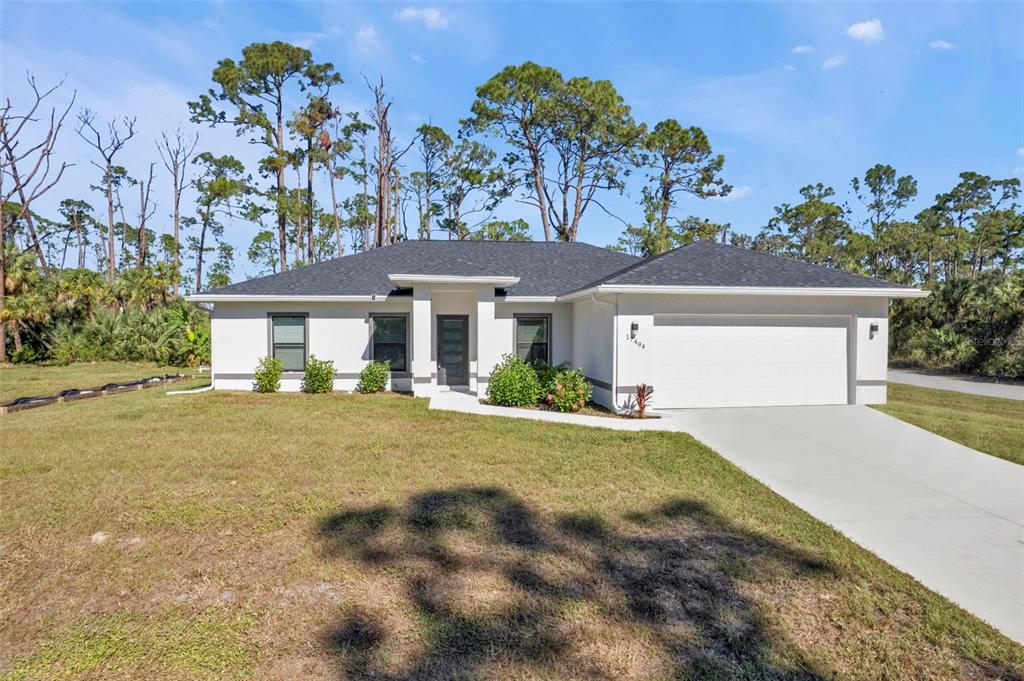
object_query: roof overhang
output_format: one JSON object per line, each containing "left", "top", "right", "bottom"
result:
{"left": 559, "top": 284, "right": 929, "bottom": 301}
{"left": 387, "top": 273, "right": 520, "bottom": 287}
{"left": 186, "top": 294, "right": 379, "bottom": 303}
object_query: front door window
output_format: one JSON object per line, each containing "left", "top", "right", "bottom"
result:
{"left": 437, "top": 316, "right": 468, "bottom": 386}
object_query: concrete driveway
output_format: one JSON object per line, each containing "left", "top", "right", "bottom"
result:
{"left": 670, "top": 405, "right": 1024, "bottom": 644}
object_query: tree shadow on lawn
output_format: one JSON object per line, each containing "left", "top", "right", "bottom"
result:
{"left": 316, "top": 487, "right": 835, "bottom": 680}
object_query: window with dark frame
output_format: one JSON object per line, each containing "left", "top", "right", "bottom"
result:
{"left": 271, "top": 316, "right": 306, "bottom": 371}
{"left": 515, "top": 315, "right": 550, "bottom": 365}
{"left": 371, "top": 315, "right": 408, "bottom": 372}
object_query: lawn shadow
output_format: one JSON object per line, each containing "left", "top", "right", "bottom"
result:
{"left": 316, "top": 487, "right": 836, "bottom": 680}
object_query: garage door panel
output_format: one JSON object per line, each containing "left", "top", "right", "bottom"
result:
{"left": 653, "top": 316, "right": 849, "bottom": 409}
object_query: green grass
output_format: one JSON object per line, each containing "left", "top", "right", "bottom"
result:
{"left": 0, "top": 361, "right": 197, "bottom": 403}
{"left": 1, "top": 364, "right": 1021, "bottom": 679}
{"left": 874, "top": 383, "right": 1024, "bottom": 466}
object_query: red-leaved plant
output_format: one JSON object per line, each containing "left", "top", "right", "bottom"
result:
{"left": 634, "top": 383, "right": 654, "bottom": 418}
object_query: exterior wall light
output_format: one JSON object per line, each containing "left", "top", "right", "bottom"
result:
{"left": 869, "top": 323, "right": 879, "bottom": 339}
{"left": 630, "top": 321, "right": 639, "bottom": 339}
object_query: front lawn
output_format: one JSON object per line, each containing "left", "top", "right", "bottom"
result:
{"left": 874, "top": 383, "right": 1024, "bottom": 466}
{"left": 1, "top": 367, "right": 1021, "bottom": 679}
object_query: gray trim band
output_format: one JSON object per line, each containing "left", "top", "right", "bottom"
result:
{"left": 215, "top": 371, "right": 413, "bottom": 381}
{"left": 586, "top": 376, "right": 613, "bottom": 391}
{"left": 856, "top": 379, "right": 887, "bottom": 387}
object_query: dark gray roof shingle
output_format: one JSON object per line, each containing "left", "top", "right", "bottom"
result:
{"left": 200, "top": 238, "right": 909, "bottom": 298}
{"left": 594, "top": 240, "right": 909, "bottom": 289}
{"left": 201, "top": 240, "right": 639, "bottom": 297}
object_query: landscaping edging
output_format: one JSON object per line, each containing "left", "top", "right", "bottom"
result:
{"left": 0, "top": 374, "right": 192, "bottom": 415}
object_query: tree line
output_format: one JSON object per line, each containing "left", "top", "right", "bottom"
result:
{"left": 1, "top": 41, "right": 1021, "bottom": 375}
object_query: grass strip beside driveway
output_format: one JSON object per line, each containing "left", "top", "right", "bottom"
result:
{"left": 874, "top": 383, "right": 1024, "bottom": 466}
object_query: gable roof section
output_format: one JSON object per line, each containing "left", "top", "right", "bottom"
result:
{"left": 196, "top": 240, "right": 639, "bottom": 298}
{"left": 584, "top": 240, "right": 913, "bottom": 290}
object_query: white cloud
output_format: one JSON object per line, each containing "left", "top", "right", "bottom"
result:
{"left": 395, "top": 6, "right": 449, "bottom": 29}
{"left": 783, "top": 64, "right": 796, "bottom": 71}
{"left": 711, "top": 185, "right": 753, "bottom": 202}
{"left": 791, "top": 45, "right": 815, "bottom": 54}
{"left": 293, "top": 32, "right": 324, "bottom": 49}
{"left": 930, "top": 39, "right": 957, "bottom": 50}
{"left": 1017, "top": 148, "right": 1024, "bottom": 156}
{"left": 410, "top": 52, "right": 425, "bottom": 64}
{"left": 822, "top": 54, "right": 848, "bottom": 69}
{"left": 354, "top": 25, "right": 383, "bottom": 53}
{"left": 847, "top": 19, "right": 883, "bottom": 43}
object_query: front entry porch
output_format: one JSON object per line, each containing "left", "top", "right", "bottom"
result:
{"left": 400, "top": 277, "right": 508, "bottom": 398}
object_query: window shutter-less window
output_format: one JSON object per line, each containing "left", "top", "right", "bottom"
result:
{"left": 272, "top": 316, "right": 306, "bottom": 371}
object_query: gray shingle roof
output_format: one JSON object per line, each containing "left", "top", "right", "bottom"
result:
{"left": 593, "top": 240, "right": 909, "bottom": 289}
{"left": 200, "top": 238, "right": 909, "bottom": 298}
{"left": 201, "top": 240, "right": 639, "bottom": 297}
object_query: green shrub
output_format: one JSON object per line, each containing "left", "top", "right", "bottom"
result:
{"left": 253, "top": 356, "right": 283, "bottom": 393}
{"left": 534, "top": 360, "right": 569, "bottom": 389}
{"left": 542, "top": 367, "right": 592, "bottom": 413}
{"left": 302, "top": 355, "right": 335, "bottom": 394}
{"left": 357, "top": 360, "right": 390, "bottom": 393}
{"left": 487, "top": 354, "right": 542, "bottom": 407}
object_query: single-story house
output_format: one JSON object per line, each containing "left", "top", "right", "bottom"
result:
{"left": 188, "top": 239, "right": 927, "bottom": 410}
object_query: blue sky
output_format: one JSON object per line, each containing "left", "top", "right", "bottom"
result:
{"left": 2, "top": 1, "right": 1022, "bottom": 278}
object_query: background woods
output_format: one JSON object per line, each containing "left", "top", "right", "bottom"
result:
{"left": 1, "top": 43, "right": 1022, "bottom": 376}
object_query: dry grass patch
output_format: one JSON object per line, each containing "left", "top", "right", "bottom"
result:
{"left": 1, "top": 373, "right": 1022, "bottom": 679}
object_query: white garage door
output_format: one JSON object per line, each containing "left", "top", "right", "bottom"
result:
{"left": 652, "top": 315, "right": 850, "bottom": 409}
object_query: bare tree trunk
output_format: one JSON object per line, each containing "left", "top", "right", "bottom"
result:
{"left": 136, "top": 163, "right": 155, "bottom": 268}
{"left": 158, "top": 128, "right": 198, "bottom": 296}
{"left": 75, "top": 207, "right": 85, "bottom": 269}
{"left": 275, "top": 91, "right": 288, "bottom": 272}
{"left": 105, "top": 165, "right": 115, "bottom": 281}
{"left": 195, "top": 214, "right": 209, "bottom": 294}
{"left": 327, "top": 156, "right": 341, "bottom": 256}
{"left": 306, "top": 137, "right": 315, "bottom": 263}
{"left": 9, "top": 162, "right": 50, "bottom": 275}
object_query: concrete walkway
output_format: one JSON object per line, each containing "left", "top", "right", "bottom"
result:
{"left": 890, "top": 369, "right": 1024, "bottom": 401}
{"left": 672, "top": 405, "right": 1024, "bottom": 644}
{"left": 429, "top": 391, "right": 1024, "bottom": 643}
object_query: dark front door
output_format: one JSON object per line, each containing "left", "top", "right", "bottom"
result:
{"left": 437, "top": 315, "right": 469, "bottom": 386}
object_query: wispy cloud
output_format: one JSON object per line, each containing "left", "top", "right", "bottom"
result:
{"left": 847, "top": 19, "right": 883, "bottom": 43}
{"left": 711, "top": 185, "right": 753, "bottom": 202}
{"left": 929, "top": 39, "right": 957, "bottom": 51}
{"left": 1017, "top": 148, "right": 1024, "bottom": 156}
{"left": 791, "top": 45, "right": 815, "bottom": 54}
{"left": 410, "top": 52, "right": 425, "bottom": 64}
{"left": 354, "top": 25, "right": 383, "bottom": 54}
{"left": 395, "top": 6, "right": 449, "bottom": 30}
{"left": 822, "top": 54, "right": 848, "bottom": 69}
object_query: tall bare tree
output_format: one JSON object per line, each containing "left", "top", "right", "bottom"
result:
{"left": 366, "top": 76, "right": 414, "bottom": 248}
{"left": 76, "top": 109, "right": 136, "bottom": 282}
{"left": 136, "top": 162, "right": 157, "bottom": 267}
{"left": 157, "top": 127, "right": 198, "bottom": 295}
{"left": 0, "top": 74, "right": 75, "bottom": 363}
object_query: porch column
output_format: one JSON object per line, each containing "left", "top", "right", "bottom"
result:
{"left": 412, "top": 285, "right": 433, "bottom": 396}
{"left": 476, "top": 286, "right": 498, "bottom": 395}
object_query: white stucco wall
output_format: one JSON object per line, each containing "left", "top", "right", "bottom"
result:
{"left": 571, "top": 297, "right": 616, "bottom": 408}
{"left": 211, "top": 300, "right": 413, "bottom": 392}
{"left": 612, "top": 294, "right": 890, "bottom": 408}
{"left": 209, "top": 294, "right": 573, "bottom": 395}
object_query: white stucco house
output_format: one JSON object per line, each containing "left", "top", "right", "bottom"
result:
{"left": 188, "top": 239, "right": 927, "bottom": 410}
